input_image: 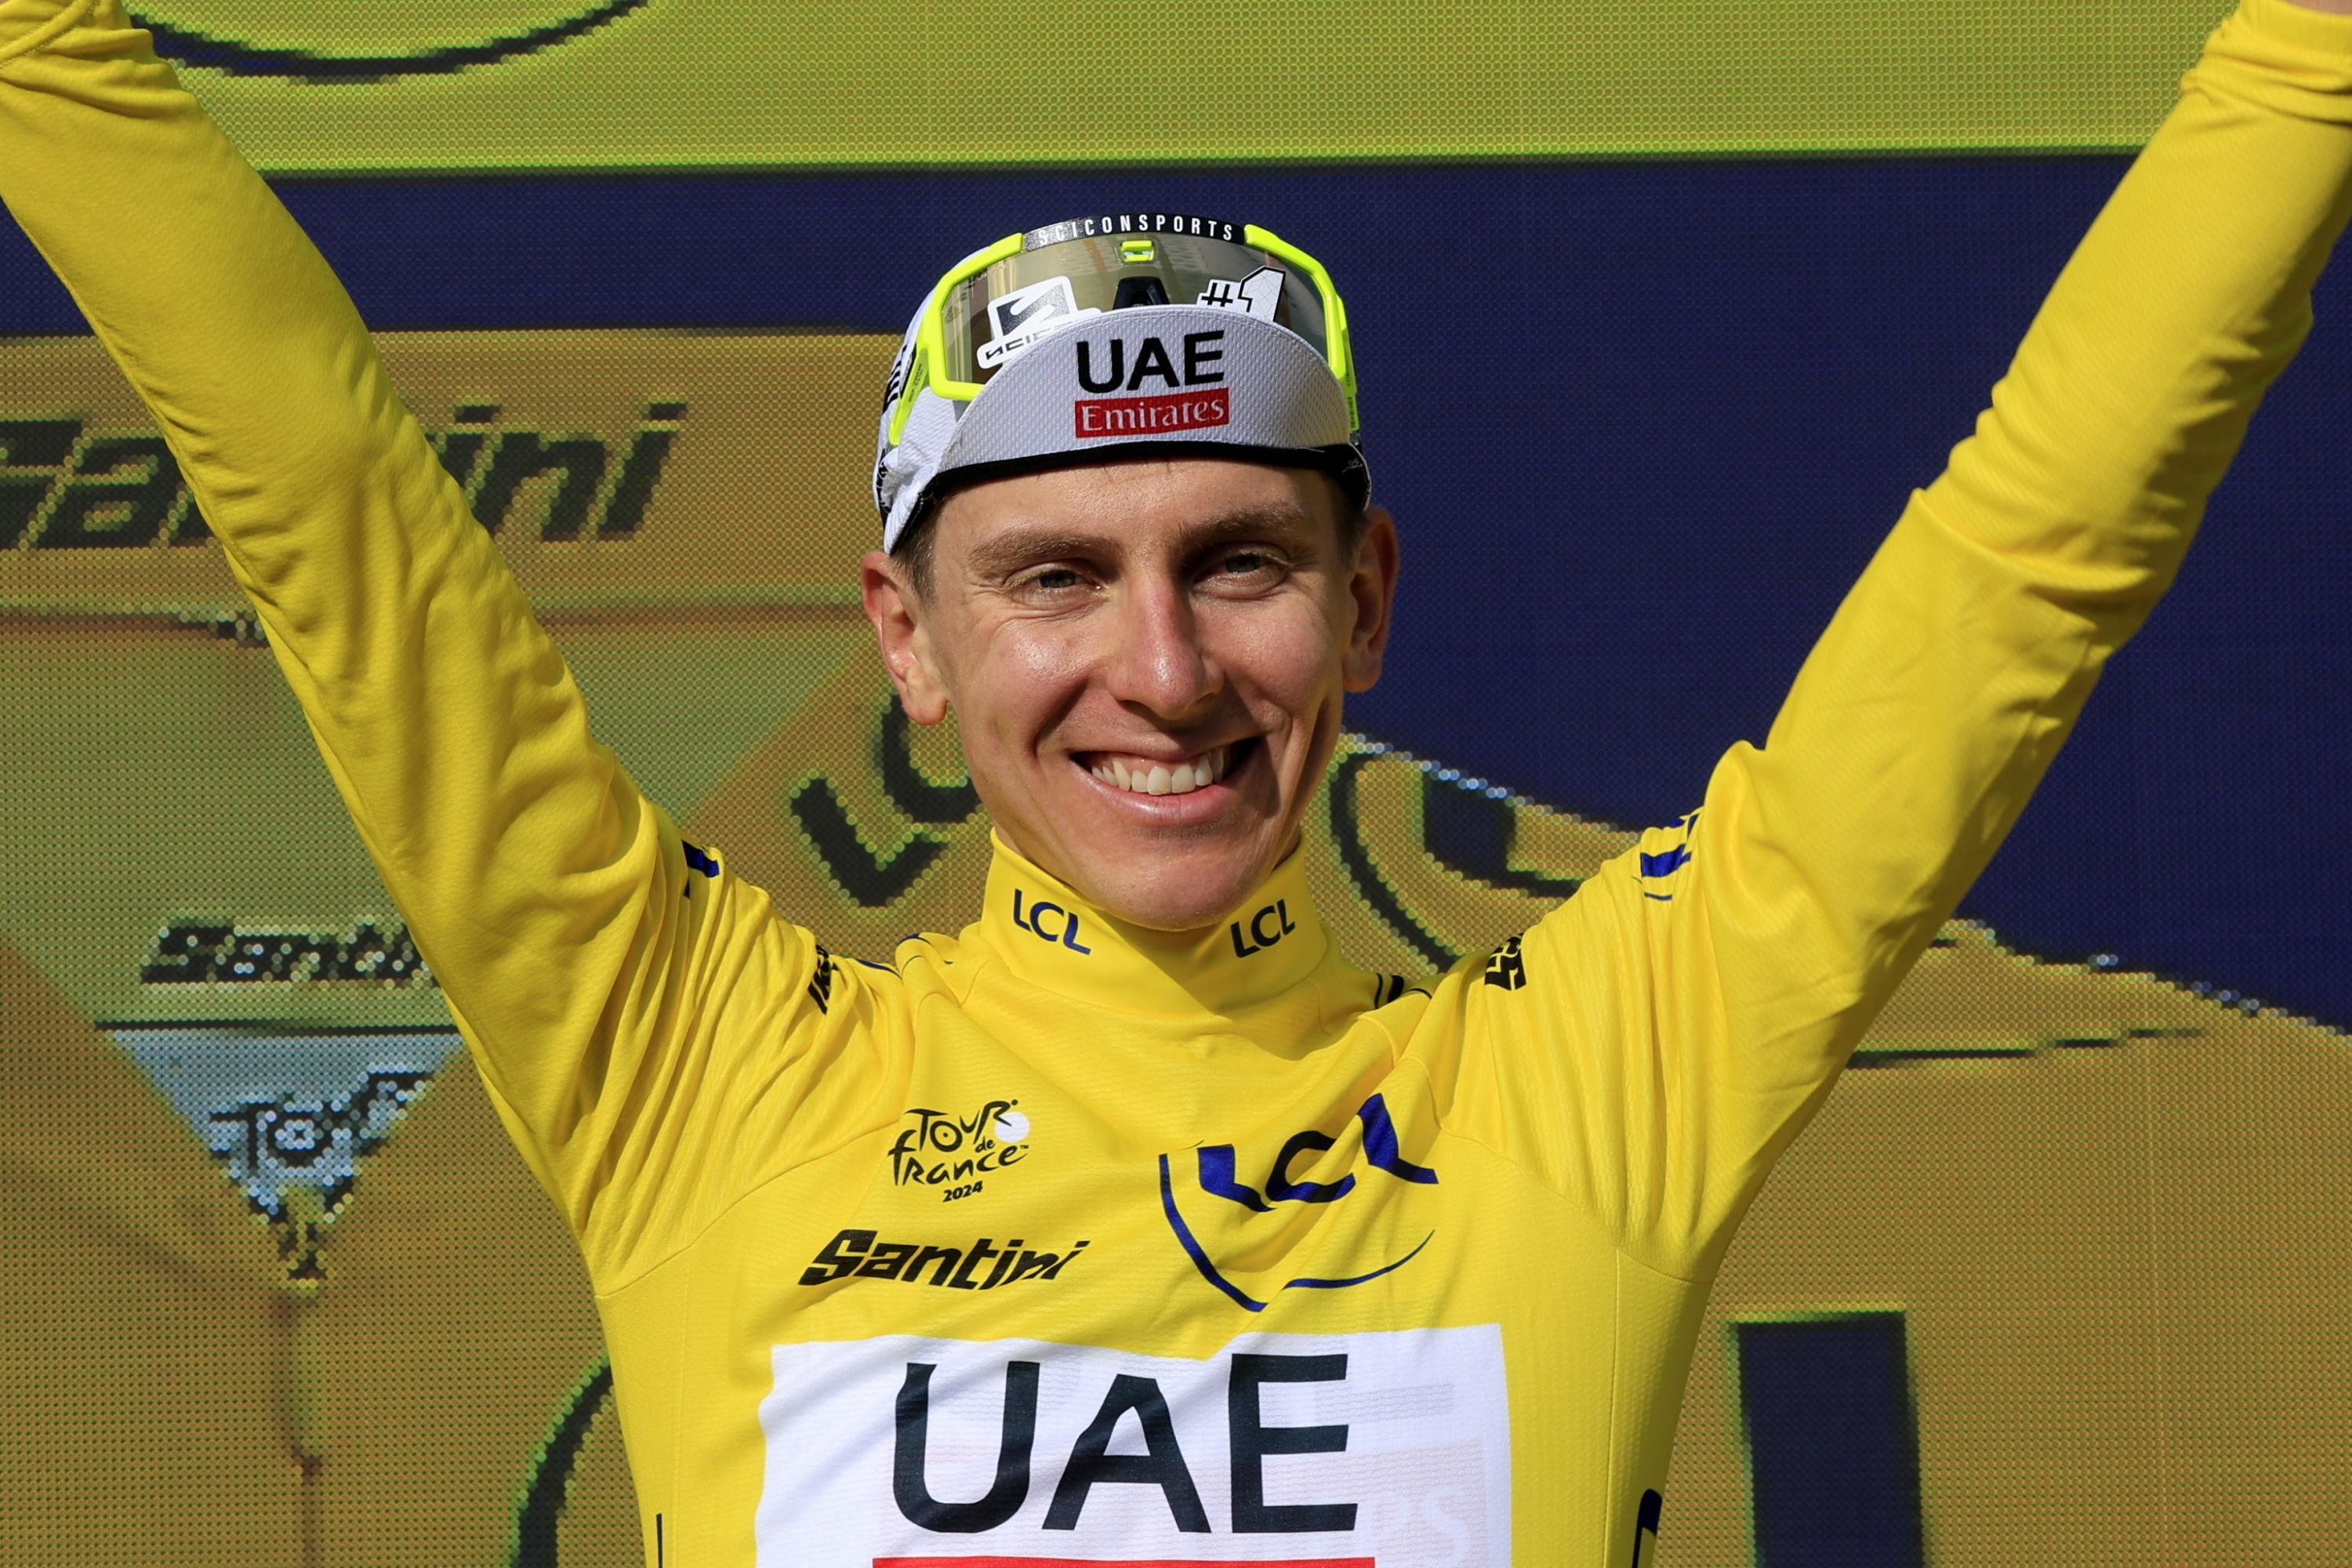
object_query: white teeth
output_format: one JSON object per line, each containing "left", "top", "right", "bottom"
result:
{"left": 1089, "top": 743, "right": 1234, "bottom": 797}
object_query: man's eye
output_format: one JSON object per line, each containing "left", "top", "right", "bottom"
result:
{"left": 1020, "top": 566, "right": 1087, "bottom": 594}
{"left": 1209, "top": 550, "right": 1284, "bottom": 583}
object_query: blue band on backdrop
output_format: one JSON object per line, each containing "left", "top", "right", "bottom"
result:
{"left": 5, "top": 160, "right": 2345, "bottom": 1028}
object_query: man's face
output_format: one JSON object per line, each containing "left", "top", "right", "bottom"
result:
{"left": 862, "top": 457, "right": 1399, "bottom": 931}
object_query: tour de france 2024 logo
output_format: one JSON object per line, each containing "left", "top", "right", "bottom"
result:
{"left": 890, "top": 1099, "right": 1032, "bottom": 1203}
{"left": 126, "top": 0, "right": 655, "bottom": 83}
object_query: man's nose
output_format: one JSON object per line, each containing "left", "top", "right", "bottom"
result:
{"left": 1105, "top": 580, "right": 1218, "bottom": 718}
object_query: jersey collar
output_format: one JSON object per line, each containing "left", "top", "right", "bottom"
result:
{"left": 967, "top": 835, "right": 1332, "bottom": 1018}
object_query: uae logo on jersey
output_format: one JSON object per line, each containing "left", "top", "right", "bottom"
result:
{"left": 757, "top": 1326, "right": 1513, "bottom": 1566}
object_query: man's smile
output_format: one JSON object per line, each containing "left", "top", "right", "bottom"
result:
{"left": 1080, "top": 741, "right": 1240, "bottom": 796}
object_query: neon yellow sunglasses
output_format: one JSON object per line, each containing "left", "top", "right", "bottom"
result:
{"left": 887, "top": 216, "right": 1357, "bottom": 445}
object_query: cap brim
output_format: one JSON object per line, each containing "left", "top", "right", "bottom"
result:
{"left": 895, "top": 439, "right": 1370, "bottom": 552}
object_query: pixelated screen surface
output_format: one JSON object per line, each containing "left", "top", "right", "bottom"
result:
{"left": 111, "top": 0, "right": 2237, "bottom": 168}
{"left": 5, "top": 3, "right": 2352, "bottom": 1566}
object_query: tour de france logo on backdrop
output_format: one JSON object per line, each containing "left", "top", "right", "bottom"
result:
{"left": 126, "top": 0, "right": 655, "bottom": 82}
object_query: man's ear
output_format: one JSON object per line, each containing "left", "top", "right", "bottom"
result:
{"left": 1341, "top": 504, "right": 1401, "bottom": 694}
{"left": 861, "top": 549, "right": 952, "bottom": 724}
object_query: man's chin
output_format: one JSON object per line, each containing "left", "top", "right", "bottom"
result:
{"left": 1100, "top": 876, "right": 1270, "bottom": 933}
{"left": 1049, "top": 832, "right": 1286, "bottom": 934}
{"left": 1016, "top": 752, "right": 1294, "bottom": 929}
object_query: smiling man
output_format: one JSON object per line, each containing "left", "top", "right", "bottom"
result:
{"left": 9, "top": 0, "right": 2352, "bottom": 1563}
{"left": 861, "top": 230, "right": 1397, "bottom": 941}
{"left": 871, "top": 455, "right": 1392, "bottom": 930}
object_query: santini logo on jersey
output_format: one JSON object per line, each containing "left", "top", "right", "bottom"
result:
{"left": 799, "top": 1230, "right": 1088, "bottom": 1290}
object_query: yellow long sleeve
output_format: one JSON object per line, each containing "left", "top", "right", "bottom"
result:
{"left": 1456, "top": 0, "right": 2352, "bottom": 1283}
{"left": 0, "top": 0, "right": 871, "bottom": 1278}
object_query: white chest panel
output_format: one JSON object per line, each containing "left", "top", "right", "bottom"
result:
{"left": 759, "top": 1326, "right": 1511, "bottom": 1567}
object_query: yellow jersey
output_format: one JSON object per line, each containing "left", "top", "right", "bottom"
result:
{"left": 9, "top": 0, "right": 2352, "bottom": 1560}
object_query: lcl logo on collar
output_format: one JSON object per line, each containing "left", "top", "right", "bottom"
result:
{"left": 1228, "top": 899, "right": 1297, "bottom": 958}
{"left": 1011, "top": 889, "right": 1092, "bottom": 953}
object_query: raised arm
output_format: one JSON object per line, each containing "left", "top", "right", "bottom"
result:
{"left": 1691, "top": 0, "right": 2352, "bottom": 1231}
{"left": 0, "top": 0, "right": 876, "bottom": 1269}
{"left": 1468, "top": 0, "right": 2352, "bottom": 1273}
{"left": 1710, "top": 0, "right": 2352, "bottom": 1062}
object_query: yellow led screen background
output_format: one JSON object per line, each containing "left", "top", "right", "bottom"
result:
{"left": 8, "top": 2, "right": 2352, "bottom": 1566}
{"left": 132, "top": 0, "right": 2234, "bottom": 170}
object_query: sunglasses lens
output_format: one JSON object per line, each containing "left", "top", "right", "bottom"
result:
{"left": 935, "top": 227, "right": 1336, "bottom": 389}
